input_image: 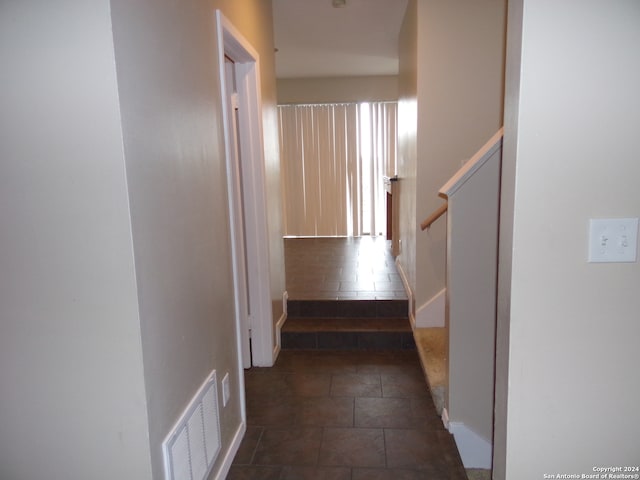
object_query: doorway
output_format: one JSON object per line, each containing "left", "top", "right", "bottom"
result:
{"left": 216, "top": 11, "right": 274, "bottom": 369}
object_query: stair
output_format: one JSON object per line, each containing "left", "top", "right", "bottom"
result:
{"left": 283, "top": 236, "right": 412, "bottom": 351}
{"left": 282, "top": 298, "right": 414, "bottom": 350}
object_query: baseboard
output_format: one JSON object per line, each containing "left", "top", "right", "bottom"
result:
{"left": 282, "top": 290, "right": 288, "bottom": 317}
{"left": 415, "top": 288, "right": 446, "bottom": 328}
{"left": 441, "top": 407, "right": 450, "bottom": 429}
{"left": 273, "top": 291, "right": 288, "bottom": 359}
{"left": 448, "top": 421, "right": 493, "bottom": 469}
{"left": 394, "top": 258, "right": 414, "bottom": 328}
{"left": 212, "top": 421, "right": 246, "bottom": 480}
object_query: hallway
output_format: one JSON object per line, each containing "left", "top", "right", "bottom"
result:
{"left": 229, "top": 349, "right": 467, "bottom": 479}
{"left": 231, "top": 237, "right": 465, "bottom": 478}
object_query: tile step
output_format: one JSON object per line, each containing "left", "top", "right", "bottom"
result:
{"left": 287, "top": 298, "right": 408, "bottom": 319}
{"left": 282, "top": 317, "right": 411, "bottom": 333}
{"left": 280, "top": 330, "right": 416, "bottom": 351}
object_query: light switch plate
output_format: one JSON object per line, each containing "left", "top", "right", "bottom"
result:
{"left": 588, "top": 218, "right": 639, "bottom": 263}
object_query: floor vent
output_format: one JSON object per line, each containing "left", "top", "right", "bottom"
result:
{"left": 162, "top": 371, "right": 221, "bottom": 480}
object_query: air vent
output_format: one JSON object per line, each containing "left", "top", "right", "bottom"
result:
{"left": 162, "top": 371, "right": 221, "bottom": 480}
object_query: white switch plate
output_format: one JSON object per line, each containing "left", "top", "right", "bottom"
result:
{"left": 588, "top": 218, "right": 639, "bottom": 263}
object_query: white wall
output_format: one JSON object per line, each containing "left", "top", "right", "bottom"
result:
{"left": 495, "top": 1, "right": 640, "bottom": 477}
{"left": 446, "top": 145, "right": 501, "bottom": 447}
{"left": 0, "top": 2, "right": 152, "bottom": 478}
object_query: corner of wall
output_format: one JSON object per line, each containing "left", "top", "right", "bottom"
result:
{"left": 210, "top": 422, "right": 246, "bottom": 480}
{"left": 273, "top": 290, "right": 288, "bottom": 359}
{"left": 394, "top": 257, "right": 415, "bottom": 328}
{"left": 448, "top": 421, "right": 493, "bottom": 469}
{"left": 415, "top": 288, "right": 446, "bottom": 328}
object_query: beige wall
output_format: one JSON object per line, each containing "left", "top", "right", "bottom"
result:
{"left": 413, "top": 0, "right": 506, "bottom": 308}
{"left": 397, "top": 0, "right": 418, "bottom": 295}
{"left": 0, "top": 2, "right": 152, "bottom": 478}
{"left": 111, "top": 0, "right": 282, "bottom": 477}
{"left": 495, "top": 0, "right": 640, "bottom": 477}
{"left": 0, "top": 0, "right": 283, "bottom": 478}
{"left": 396, "top": 0, "right": 505, "bottom": 310}
{"left": 396, "top": 1, "right": 505, "bottom": 460}
{"left": 277, "top": 76, "right": 399, "bottom": 104}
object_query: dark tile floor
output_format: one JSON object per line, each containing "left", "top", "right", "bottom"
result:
{"left": 282, "top": 236, "right": 412, "bottom": 351}
{"left": 285, "top": 237, "right": 407, "bottom": 301}
{"left": 229, "top": 350, "right": 467, "bottom": 480}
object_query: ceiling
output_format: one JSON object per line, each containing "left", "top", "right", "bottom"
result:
{"left": 272, "top": 0, "right": 409, "bottom": 79}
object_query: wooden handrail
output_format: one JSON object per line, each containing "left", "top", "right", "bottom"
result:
{"left": 420, "top": 202, "right": 448, "bottom": 231}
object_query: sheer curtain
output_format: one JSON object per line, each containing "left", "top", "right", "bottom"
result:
{"left": 360, "top": 102, "right": 397, "bottom": 236}
{"left": 278, "top": 102, "right": 397, "bottom": 237}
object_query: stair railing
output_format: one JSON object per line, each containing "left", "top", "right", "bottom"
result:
{"left": 420, "top": 202, "right": 448, "bottom": 231}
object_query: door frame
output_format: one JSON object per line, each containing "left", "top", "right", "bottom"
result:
{"left": 215, "top": 10, "right": 274, "bottom": 369}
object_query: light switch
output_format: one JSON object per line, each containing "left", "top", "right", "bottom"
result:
{"left": 588, "top": 218, "right": 639, "bottom": 263}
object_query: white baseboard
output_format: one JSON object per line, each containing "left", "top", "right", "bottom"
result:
{"left": 448, "top": 421, "right": 493, "bottom": 469}
{"left": 213, "top": 421, "right": 246, "bottom": 480}
{"left": 282, "top": 290, "right": 288, "bottom": 317}
{"left": 394, "top": 258, "right": 414, "bottom": 328}
{"left": 273, "top": 291, "right": 288, "bottom": 359}
{"left": 415, "top": 288, "right": 446, "bottom": 328}
{"left": 441, "top": 407, "right": 450, "bottom": 429}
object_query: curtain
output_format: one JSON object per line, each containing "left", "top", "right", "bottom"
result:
{"left": 278, "top": 102, "right": 397, "bottom": 237}
{"left": 360, "top": 102, "right": 397, "bottom": 236}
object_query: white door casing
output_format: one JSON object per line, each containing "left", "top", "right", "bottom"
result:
{"left": 216, "top": 10, "right": 275, "bottom": 371}
{"left": 224, "top": 59, "right": 252, "bottom": 370}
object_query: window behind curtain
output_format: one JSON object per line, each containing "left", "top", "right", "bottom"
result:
{"left": 278, "top": 102, "right": 397, "bottom": 237}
